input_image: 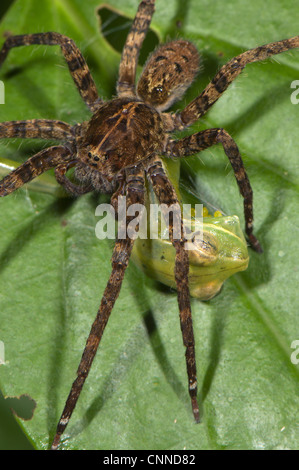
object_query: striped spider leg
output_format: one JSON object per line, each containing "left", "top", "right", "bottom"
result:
{"left": 163, "top": 36, "right": 299, "bottom": 252}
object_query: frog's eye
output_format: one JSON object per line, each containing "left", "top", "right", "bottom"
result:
{"left": 132, "top": 213, "right": 249, "bottom": 300}
{"left": 131, "top": 159, "right": 249, "bottom": 300}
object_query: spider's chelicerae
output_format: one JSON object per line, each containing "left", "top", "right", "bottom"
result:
{"left": 0, "top": 0, "right": 298, "bottom": 449}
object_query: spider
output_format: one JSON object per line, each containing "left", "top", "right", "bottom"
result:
{"left": 0, "top": 0, "right": 298, "bottom": 450}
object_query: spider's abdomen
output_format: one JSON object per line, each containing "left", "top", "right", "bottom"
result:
{"left": 137, "top": 40, "right": 200, "bottom": 111}
{"left": 77, "top": 97, "right": 165, "bottom": 183}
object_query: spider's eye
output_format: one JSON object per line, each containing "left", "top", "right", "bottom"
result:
{"left": 88, "top": 151, "right": 92, "bottom": 158}
{"left": 93, "top": 155, "right": 100, "bottom": 162}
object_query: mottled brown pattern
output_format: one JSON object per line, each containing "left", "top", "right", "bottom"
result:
{"left": 79, "top": 97, "right": 165, "bottom": 179}
{"left": 0, "top": 0, "right": 298, "bottom": 450}
{"left": 137, "top": 39, "right": 200, "bottom": 110}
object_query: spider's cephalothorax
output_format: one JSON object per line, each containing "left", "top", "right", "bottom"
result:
{"left": 0, "top": 0, "right": 299, "bottom": 450}
{"left": 76, "top": 97, "right": 165, "bottom": 189}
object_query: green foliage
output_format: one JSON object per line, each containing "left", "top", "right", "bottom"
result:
{"left": 0, "top": 0, "right": 298, "bottom": 450}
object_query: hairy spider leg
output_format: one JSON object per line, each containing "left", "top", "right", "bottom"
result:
{"left": 0, "top": 32, "right": 101, "bottom": 112}
{"left": 0, "top": 118, "right": 92, "bottom": 195}
{"left": 51, "top": 165, "right": 145, "bottom": 450}
{"left": 0, "top": 146, "right": 72, "bottom": 196}
{"left": 162, "top": 36, "right": 299, "bottom": 252}
{"left": 117, "top": 0, "right": 156, "bottom": 97}
{"left": 146, "top": 155, "right": 200, "bottom": 423}
{"left": 175, "top": 36, "right": 299, "bottom": 127}
{"left": 164, "top": 128, "right": 262, "bottom": 252}
{"left": 0, "top": 119, "right": 73, "bottom": 140}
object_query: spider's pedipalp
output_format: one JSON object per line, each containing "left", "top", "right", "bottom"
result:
{"left": 0, "top": 145, "right": 72, "bottom": 196}
{"left": 54, "top": 163, "right": 93, "bottom": 196}
{"left": 0, "top": 32, "right": 100, "bottom": 112}
{"left": 137, "top": 40, "right": 200, "bottom": 111}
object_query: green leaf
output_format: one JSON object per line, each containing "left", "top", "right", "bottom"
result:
{"left": 0, "top": 0, "right": 299, "bottom": 450}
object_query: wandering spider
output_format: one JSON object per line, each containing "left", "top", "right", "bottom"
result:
{"left": 0, "top": 0, "right": 299, "bottom": 450}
